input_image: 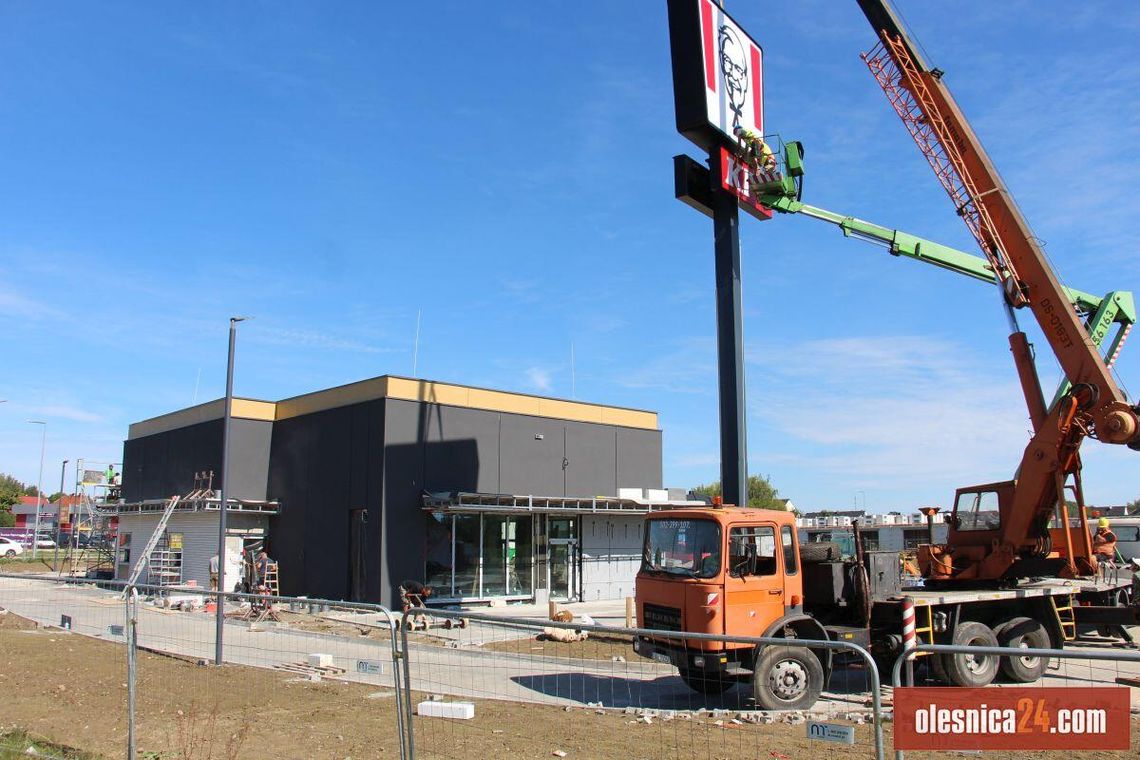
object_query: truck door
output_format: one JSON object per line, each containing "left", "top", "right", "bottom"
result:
{"left": 724, "top": 524, "right": 786, "bottom": 636}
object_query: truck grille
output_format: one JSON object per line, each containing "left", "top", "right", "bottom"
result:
{"left": 643, "top": 602, "right": 682, "bottom": 632}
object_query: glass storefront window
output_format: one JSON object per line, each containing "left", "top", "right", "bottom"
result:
{"left": 424, "top": 513, "right": 539, "bottom": 599}
{"left": 453, "top": 515, "right": 481, "bottom": 598}
{"left": 482, "top": 516, "right": 533, "bottom": 597}
{"left": 549, "top": 518, "right": 575, "bottom": 540}
{"left": 513, "top": 517, "right": 533, "bottom": 596}
{"left": 424, "top": 512, "right": 453, "bottom": 595}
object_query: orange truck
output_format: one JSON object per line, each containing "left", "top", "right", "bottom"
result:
{"left": 633, "top": 505, "right": 1136, "bottom": 710}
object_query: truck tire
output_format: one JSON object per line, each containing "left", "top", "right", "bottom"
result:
{"left": 995, "top": 617, "right": 1050, "bottom": 682}
{"left": 799, "top": 542, "right": 840, "bottom": 563}
{"left": 940, "top": 621, "right": 1000, "bottom": 687}
{"left": 679, "top": 668, "right": 734, "bottom": 695}
{"left": 752, "top": 645, "right": 824, "bottom": 711}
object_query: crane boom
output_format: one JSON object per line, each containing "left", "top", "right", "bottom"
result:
{"left": 855, "top": 0, "right": 1137, "bottom": 445}
{"left": 760, "top": 193, "right": 1136, "bottom": 418}
{"left": 763, "top": 194, "right": 1121, "bottom": 316}
{"left": 855, "top": 0, "right": 1140, "bottom": 581}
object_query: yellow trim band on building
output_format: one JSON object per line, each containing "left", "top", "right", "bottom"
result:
{"left": 277, "top": 376, "right": 658, "bottom": 429}
{"left": 129, "top": 375, "right": 657, "bottom": 439}
{"left": 128, "top": 398, "right": 277, "bottom": 440}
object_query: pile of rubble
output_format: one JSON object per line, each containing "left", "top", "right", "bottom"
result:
{"left": 572, "top": 703, "right": 889, "bottom": 725}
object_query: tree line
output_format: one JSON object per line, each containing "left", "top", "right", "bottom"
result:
{"left": 690, "top": 474, "right": 789, "bottom": 511}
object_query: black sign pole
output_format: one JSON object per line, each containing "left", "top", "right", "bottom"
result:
{"left": 667, "top": 0, "right": 763, "bottom": 508}
{"left": 711, "top": 159, "right": 748, "bottom": 508}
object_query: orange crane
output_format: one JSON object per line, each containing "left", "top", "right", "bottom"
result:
{"left": 855, "top": 0, "right": 1140, "bottom": 582}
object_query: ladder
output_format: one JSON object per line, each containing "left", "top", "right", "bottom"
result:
{"left": 123, "top": 495, "right": 181, "bottom": 590}
{"left": 1051, "top": 594, "right": 1078, "bottom": 641}
{"left": 260, "top": 562, "right": 279, "bottom": 596}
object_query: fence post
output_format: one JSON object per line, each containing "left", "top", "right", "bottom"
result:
{"left": 400, "top": 613, "right": 416, "bottom": 760}
{"left": 126, "top": 586, "right": 138, "bottom": 760}
{"left": 380, "top": 607, "right": 408, "bottom": 760}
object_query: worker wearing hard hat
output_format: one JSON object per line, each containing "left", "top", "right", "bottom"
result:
{"left": 1093, "top": 517, "right": 1118, "bottom": 563}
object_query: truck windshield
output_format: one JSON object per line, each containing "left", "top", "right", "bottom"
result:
{"left": 642, "top": 519, "right": 721, "bottom": 578}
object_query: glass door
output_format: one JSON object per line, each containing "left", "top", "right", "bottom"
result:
{"left": 548, "top": 541, "right": 574, "bottom": 600}
{"left": 547, "top": 517, "right": 578, "bottom": 601}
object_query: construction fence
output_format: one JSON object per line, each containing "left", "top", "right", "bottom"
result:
{"left": 2, "top": 571, "right": 1139, "bottom": 759}
{"left": 396, "top": 607, "right": 886, "bottom": 760}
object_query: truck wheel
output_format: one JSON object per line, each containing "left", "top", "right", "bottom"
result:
{"left": 995, "top": 617, "right": 1050, "bottom": 682}
{"left": 679, "top": 668, "right": 734, "bottom": 695}
{"left": 940, "top": 621, "right": 999, "bottom": 687}
{"left": 752, "top": 645, "right": 824, "bottom": 711}
{"left": 799, "top": 542, "right": 840, "bottom": 563}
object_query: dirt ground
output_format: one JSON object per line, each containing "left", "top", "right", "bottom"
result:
{"left": 1, "top": 612, "right": 1138, "bottom": 760}
{"left": 272, "top": 609, "right": 392, "bottom": 641}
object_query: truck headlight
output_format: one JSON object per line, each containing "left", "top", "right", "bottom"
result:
{"left": 692, "top": 656, "right": 705, "bottom": 668}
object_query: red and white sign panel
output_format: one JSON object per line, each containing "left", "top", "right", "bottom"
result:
{"left": 667, "top": 0, "right": 764, "bottom": 152}
{"left": 699, "top": 1, "right": 763, "bottom": 143}
{"left": 719, "top": 147, "right": 772, "bottom": 222}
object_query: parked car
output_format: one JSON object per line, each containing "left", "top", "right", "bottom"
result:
{"left": 0, "top": 536, "right": 25, "bottom": 557}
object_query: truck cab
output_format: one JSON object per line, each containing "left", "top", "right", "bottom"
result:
{"left": 633, "top": 506, "right": 832, "bottom": 710}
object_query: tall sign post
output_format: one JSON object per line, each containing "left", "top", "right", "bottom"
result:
{"left": 666, "top": 0, "right": 767, "bottom": 507}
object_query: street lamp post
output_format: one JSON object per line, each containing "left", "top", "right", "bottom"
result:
{"left": 55, "top": 459, "right": 69, "bottom": 568}
{"left": 215, "top": 316, "right": 247, "bottom": 665}
{"left": 28, "top": 421, "right": 46, "bottom": 560}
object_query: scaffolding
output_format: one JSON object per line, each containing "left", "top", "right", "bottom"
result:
{"left": 146, "top": 533, "right": 183, "bottom": 587}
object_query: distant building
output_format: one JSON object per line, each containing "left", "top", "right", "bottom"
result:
{"left": 795, "top": 509, "right": 947, "bottom": 551}
{"left": 11, "top": 496, "right": 58, "bottom": 529}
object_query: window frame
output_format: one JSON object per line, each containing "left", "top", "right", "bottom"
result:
{"left": 780, "top": 524, "right": 798, "bottom": 576}
{"left": 727, "top": 524, "right": 778, "bottom": 578}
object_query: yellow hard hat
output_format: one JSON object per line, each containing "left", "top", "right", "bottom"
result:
{"left": 1098, "top": 517, "right": 1110, "bottom": 529}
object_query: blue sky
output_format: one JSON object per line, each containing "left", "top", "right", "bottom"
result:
{"left": 1, "top": 1, "right": 1138, "bottom": 511}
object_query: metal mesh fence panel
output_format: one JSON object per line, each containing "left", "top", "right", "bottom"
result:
{"left": 0, "top": 572, "right": 131, "bottom": 759}
{"left": 129, "top": 583, "right": 405, "bottom": 759}
{"left": 399, "top": 608, "right": 884, "bottom": 760}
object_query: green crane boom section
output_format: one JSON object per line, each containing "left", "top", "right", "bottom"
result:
{"left": 759, "top": 192, "right": 1136, "bottom": 406}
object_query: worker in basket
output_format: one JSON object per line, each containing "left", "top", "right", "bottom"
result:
{"left": 1093, "top": 517, "right": 1119, "bottom": 565}
{"left": 733, "top": 126, "right": 780, "bottom": 195}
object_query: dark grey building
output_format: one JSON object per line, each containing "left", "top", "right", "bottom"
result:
{"left": 119, "top": 375, "right": 663, "bottom": 607}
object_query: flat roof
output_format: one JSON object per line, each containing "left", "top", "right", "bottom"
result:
{"left": 129, "top": 375, "right": 658, "bottom": 439}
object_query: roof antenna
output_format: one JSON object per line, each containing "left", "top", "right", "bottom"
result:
{"left": 193, "top": 367, "right": 202, "bottom": 405}
{"left": 412, "top": 308, "right": 422, "bottom": 376}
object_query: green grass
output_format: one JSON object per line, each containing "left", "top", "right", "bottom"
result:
{"left": 0, "top": 730, "right": 102, "bottom": 760}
